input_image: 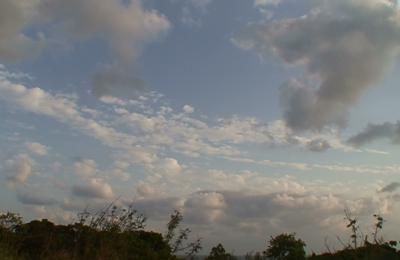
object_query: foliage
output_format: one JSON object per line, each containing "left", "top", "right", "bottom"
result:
{"left": 0, "top": 203, "right": 201, "bottom": 260}
{"left": 3, "top": 205, "right": 400, "bottom": 260}
{"left": 165, "top": 210, "right": 203, "bottom": 259}
{"left": 263, "top": 233, "right": 306, "bottom": 260}
{"left": 342, "top": 207, "right": 360, "bottom": 250}
{"left": 205, "top": 243, "right": 237, "bottom": 260}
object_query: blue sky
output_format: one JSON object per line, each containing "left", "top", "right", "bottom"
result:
{"left": 1, "top": 0, "right": 400, "bottom": 255}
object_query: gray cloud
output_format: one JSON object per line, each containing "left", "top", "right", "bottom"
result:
{"left": 5, "top": 154, "right": 34, "bottom": 184}
{"left": 0, "top": 0, "right": 170, "bottom": 65}
{"left": 306, "top": 138, "right": 331, "bottom": 153}
{"left": 37, "top": 0, "right": 170, "bottom": 65}
{"left": 379, "top": 182, "right": 400, "bottom": 193}
{"left": 6, "top": 162, "right": 31, "bottom": 183}
{"left": 0, "top": 0, "right": 46, "bottom": 62}
{"left": 137, "top": 183, "right": 156, "bottom": 198}
{"left": 72, "top": 178, "right": 115, "bottom": 199}
{"left": 71, "top": 156, "right": 84, "bottom": 163}
{"left": 124, "top": 197, "right": 184, "bottom": 220}
{"left": 17, "top": 192, "right": 58, "bottom": 205}
{"left": 232, "top": 0, "right": 400, "bottom": 131}
{"left": 90, "top": 65, "right": 146, "bottom": 98}
{"left": 347, "top": 121, "right": 400, "bottom": 147}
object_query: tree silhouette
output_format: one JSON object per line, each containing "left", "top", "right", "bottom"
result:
{"left": 205, "top": 243, "right": 237, "bottom": 260}
{"left": 263, "top": 233, "right": 306, "bottom": 260}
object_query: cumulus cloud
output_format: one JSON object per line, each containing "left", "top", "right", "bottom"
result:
{"left": 127, "top": 197, "right": 184, "bottom": 220}
{"left": 146, "top": 158, "right": 182, "bottom": 176}
{"left": 24, "top": 141, "right": 49, "bottom": 155}
{"left": 137, "top": 182, "right": 156, "bottom": 198}
{"left": 17, "top": 192, "right": 58, "bottom": 205}
{"left": 185, "top": 191, "right": 226, "bottom": 209}
{"left": 0, "top": 0, "right": 46, "bottom": 62}
{"left": 347, "top": 121, "right": 400, "bottom": 147}
{"left": 114, "top": 160, "right": 130, "bottom": 169}
{"left": 72, "top": 178, "right": 115, "bottom": 199}
{"left": 183, "top": 105, "right": 194, "bottom": 113}
{"left": 89, "top": 65, "right": 146, "bottom": 98}
{"left": 233, "top": 0, "right": 400, "bottom": 131}
{"left": 6, "top": 154, "right": 34, "bottom": 184}
{"left": 7, "top": 163, "right": 31, "bottom": 183}
{"left": 0, "top": 0, "right": 169, "bottom": 103}
{"left": 0, "top": 80, "right": 80, "bottom": 122}
{"left": 38, "top": 0, "right": 170, "bottom": 64}
{"left": 73, "top": 159, "right": 98, "bottom": 177}
{"left": 379, "top": 182, "right": 400, "bottom": 193}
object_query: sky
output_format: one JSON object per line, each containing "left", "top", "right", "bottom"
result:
{"left": 1, "top": 0, "right": 400, "bottom": 255}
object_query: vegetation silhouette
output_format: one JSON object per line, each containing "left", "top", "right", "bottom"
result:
{"left": 0, "top": 201, "right": 201, "bottom": 260}
{"left": 1, "top": 205, "right": 400, "bottom": 260}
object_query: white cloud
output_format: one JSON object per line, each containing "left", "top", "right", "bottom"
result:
{"left": 72, "top": 178, "right": 115, "bottom": 199}
{"left": 137, "top": 182, "right": 157, "bottom": 198}
{"left": 183, "top": 104, "right": 194, "bottom": 113}
{"left": 0, "top": 80, "right": 80, "bottom": 122}
{"left": 0, "top": 0, "right": 170, "bottom": 64}
{"left": 73, "top": 159, "right": 98, "bottom": 177}
{"left": 114, "top": 160, "right": 130, "bottom": 169}
{"left": 254, "top": 0, "right": 282, "bottom": 6}
{"left": 6, "top": 154, "right": 34, "bottom": 184}
{"left": 146, "top": 158, "right": 183, "bottom": 177}
{"left": 24, "top": 142, "right": 49, "bottom": 156}
{"left": 313, "top": 164, "right": 400, "bottom": 175}
{"left": 38, "top": 0, "right": 170, "bottom": 65}
{"left": 185, "top": 192, "right": 226, "bottom": 209}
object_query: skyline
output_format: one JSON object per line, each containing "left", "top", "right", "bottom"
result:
{"left": 1, "top": 0, "right": 400, "bottom": 254}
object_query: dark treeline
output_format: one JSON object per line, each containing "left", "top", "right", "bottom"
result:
{"left": 1, "top": 204, "right": 399, "bottom": 260}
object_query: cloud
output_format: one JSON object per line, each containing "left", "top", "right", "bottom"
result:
{"left": 73, "top": 159, "right": 98, "bottom": 177}
{"left": 183, "top": 105, "right": 194, "bottom": 113}
{"left": 313, "top": 164, "right": 400, "bottom": 175}
{"left": 0, "top": 80, "right": 80, "bottom": 122}
{"left": 347, "top": 121, "right": 400, "bottom": 147}
{"left": 126, "top": 197, "right": 184, "bottom": 220}
{"left": 254, "top": 0, "right": 282, "bottom": 6}
{"left": 6, "top": 154, "right": 34, "bottom": 184}
{"left": 24, "top": 142, "right": 49, "bottom": 156}
{"left": 190, "top": 0, "right": 212, "bottom": 8}
{"left": 137, "top": 182, "right": 156, "bottom": 198}
{"left": 185, "top": 192, "right": 226, "bottom": 209}
{"left": 72, "top": 178, "right": 115, "bottom": 199}
{"left": 17, "top": 192, "right": 58, "bottom": 205}
{"left": 379, "top": 182, "right": 400, "bottom": 193}
{"left": 181, "top": 7, "right": 202, "bottom": 27}
{"left": 224, "top": 156, "right": 310, "bottom": 171}
{"left": 37, "top": 0, "right": 170, "bottom": 65}
{"left": 0, "top": 0, "right": 46, "bottom": 62}
{"left": 306, "top": 139, "right": 331, "bottom": 153}
{"left": 90, "top": 65, "right": 146, "bottom": 98}
{"left": 0, "top": 0, "right": 170, "bottom": 64}
{"left": 114, "top": 160, "right": 130, "bottom": 169}
{"left": 232, "top": 0, "right": 400, "bottom": 131}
